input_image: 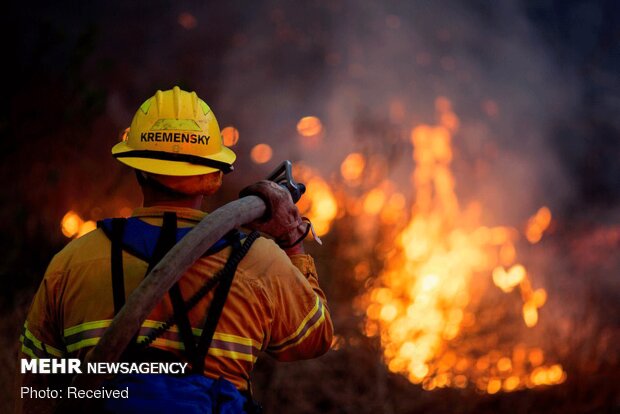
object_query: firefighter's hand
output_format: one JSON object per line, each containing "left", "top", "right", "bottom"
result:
{"left": 240, "top": 180, "right": 310, "bottom": 249}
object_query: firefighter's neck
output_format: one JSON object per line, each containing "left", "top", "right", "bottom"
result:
{"left": 142, "top": 188, "right": 204, "bottom": 210}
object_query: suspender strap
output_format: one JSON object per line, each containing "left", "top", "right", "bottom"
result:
{"left": 149, "top": 212, "right": 198, "bottom": 363}
{"left": 193, "top": 231, "right": 260, "bottom": 374}
{"left": 146, "top": 212, "right": 177, "bottom": 274}
{"left": 110, "top": 218, "right": 127, "bottom": 315}
{"left": 169, "top": 284, "right": 198, "bottom": 363}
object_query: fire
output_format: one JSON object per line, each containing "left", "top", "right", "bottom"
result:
{"left": 221, "top": 126, "right": 240, "bottom": 147}
{"left": 362, "top": 188, "right": 386, "bottom": 215}
{"left": 292, "top": 163, "right": 337, "bottom": 237}
{"left": 492, "top": 265, "right": 525, "bottom": 293}
{"left": 340, "top": 153, "right": 366, "bottom": 183}
{"left": 61, "top": 210, "right": 96, "bottom": 238}
{"left": 296, "top": 116, "right": 323, "bottom": 137}
{"left": 357, "top": 98, "right": 565, "bottom": 393}
{"left": 250, "top": 143, "right": 273, "bottom": 164}
{"left": 525, "top": 206, "right": 552, "bottom": 244}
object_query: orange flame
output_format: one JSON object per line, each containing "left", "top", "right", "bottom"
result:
{"left": 357, "top": 98, "right": 564, "bottom": 392}
{"left": 492, "top": 265, "right": 525, "bottom": 293}
{"left": 250, "top": 144, "right": 273, "bottom": 164}
{"left": 362, "top": 188, "right": 386, "bottom": 215}
{"left": 525, "top": 206, "right": 552, "bottom": 244}
{"left": 61, "top": 210, "right": 96, "bottom": 238}
{"left": 293, "top": 163, "right": 337, "bottom": 237}
{"left": 340, "top": 153, "right": 366, "bottom": 183}
{"left": 221, "top": 126, "right": 240, "bottom": 147}
{"left": 296, "top": 116, "right": 323, "bottom": 137}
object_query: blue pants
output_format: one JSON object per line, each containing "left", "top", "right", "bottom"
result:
{"left": 103, "top": 374, "right": 248, "bottom": 414}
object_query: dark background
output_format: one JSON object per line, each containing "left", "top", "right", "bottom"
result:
{"left": 1, "top": 0, "right": 619, "bottom": 412}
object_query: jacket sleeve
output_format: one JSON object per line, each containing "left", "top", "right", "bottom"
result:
{"left": 19, "top": 271, "right": 67, "bottom": 360}
{"left": 15, "top": 269, "right": 67, "bottom": 414}
{"left": 265, "top": 253, "right": 333, "bottom": 362}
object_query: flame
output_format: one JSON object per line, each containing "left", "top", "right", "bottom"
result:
{"left": 119, "top": 127, "right": 130, "bottom": 142}
{"left": 331, "top": 335, "right": 345, "bottom": 351}
{"left": 292, "top": 163, "right": 337, "bottom": 237}
{"left": 250, "top": 144, "right": 273, "bottom": 164}
{"left": 525, "top": 206, "right": 552, "bottom": 244}
{"left": 340, "top": 153, "right": 366, "bottom": 183}
{"left": 296, "top": 116, "right": 323, "bottom": 137}
{"left": 362, "top": 188, "right": 386, "bottom": 215}
{"left": 221, "top": 126, "right": 240, "bottom": 147}
{"left": 357, "top": 99, "right": 564, "bottom": 393}
{"left": 492, "top": 265, "right": 525, "bottom": 293}
{"left": 381, "top": 192, "right": 407, "bottom": 225}
{"left": 61, "top": 210, "right": 96, "bottom": 238}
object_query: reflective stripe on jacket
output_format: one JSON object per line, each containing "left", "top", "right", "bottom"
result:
{"left": 20, "top": 206, "right": 333, "bottom": 390}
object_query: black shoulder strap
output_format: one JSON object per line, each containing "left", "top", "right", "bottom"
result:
{"left": 193, "top": 231, "right": 260, "bottom": 374}
{"left": 150, "top": 212, "right": 198, "bottom": 363}
{"left": 146, "top": 212, "right": 177, "bottom": 274}
{"left": 110, "top": 218, "right": 127, "bottom": 315}
{"left": 131, "top": 227, "right": 259, "bottom": 370}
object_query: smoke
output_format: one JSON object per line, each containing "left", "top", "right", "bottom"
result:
{"left": 214, "top": 0, "right": 579, "bottom": 224}
{"left": 211, "top": 0, "right": 619, "bottom": 390}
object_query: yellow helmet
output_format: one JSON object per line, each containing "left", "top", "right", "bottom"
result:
{"left": 112, "top": 86, "right": 236, "bottom": 176}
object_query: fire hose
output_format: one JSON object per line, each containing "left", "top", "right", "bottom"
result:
{"left": 71, "top": 160, "right": 306, "bottom": 389}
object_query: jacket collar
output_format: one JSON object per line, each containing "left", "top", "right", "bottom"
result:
{"left": 131, "top": 206, "right": 207, "bottom": 222}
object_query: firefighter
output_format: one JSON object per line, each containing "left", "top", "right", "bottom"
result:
{"left": 17, "top": 86, "right": 333, "bottom": 413}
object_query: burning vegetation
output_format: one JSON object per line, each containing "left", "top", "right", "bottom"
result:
{"left": 237, "top": 100, "right": 566, "bottom": 397}
{"left": 354, "top": 99, "right": 564, "bottom": 393}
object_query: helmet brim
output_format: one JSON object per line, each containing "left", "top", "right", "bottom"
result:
{"left": 111, "top": 141, "right": 236, "bottom": 176}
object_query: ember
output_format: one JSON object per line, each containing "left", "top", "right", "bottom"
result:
{"left": 525, "top": 206, "right": 552, "bottom": 244}
{"left": 250, "top": 143, "right": 273, "bottom": 164}
{"left": 296, "top": 116, "right": 323, "bottom": 137}
{"left": 221, "top": 126, "right": 240, "bottom": 147}
{"left": 340, "top": 153, "right": 366, "bottom": 183}
{"left": 61, "top": 211, "right": 96, "bottom": 239}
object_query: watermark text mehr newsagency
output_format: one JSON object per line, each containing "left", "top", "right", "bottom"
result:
{"left": 21, "top": 358, "right": 188, "bottom": 375}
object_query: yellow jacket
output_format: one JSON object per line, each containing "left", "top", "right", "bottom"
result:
{"left": 19, "top": 206, "right": 333, "bottom": 391}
